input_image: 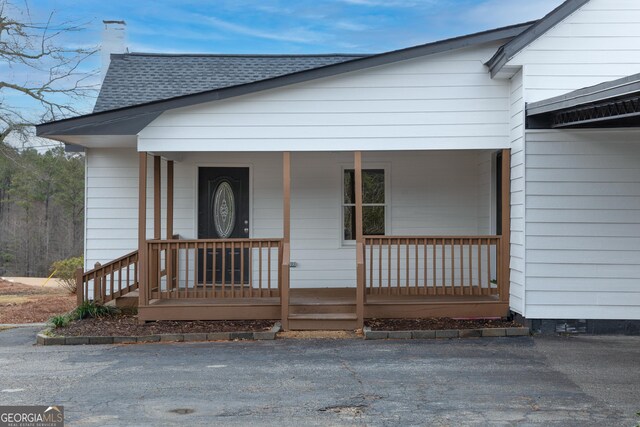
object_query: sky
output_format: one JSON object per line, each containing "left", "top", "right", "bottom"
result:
{"left": 5, "top": 0, "right": 564, "bottom": 149}
{"left": 34, "top": 0, "right": 564, "bottom": 55}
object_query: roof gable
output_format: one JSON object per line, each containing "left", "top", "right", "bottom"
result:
{"left": 37, "top": 21, "right": 532, "bottom": 139}
{"left": 94, "top": 54, "right": 366, "bottom": 113}
{"left": 486, "top": 0, "right": 590, "bottom": 77}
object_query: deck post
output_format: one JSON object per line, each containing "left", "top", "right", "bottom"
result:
{"left": 93, "top": 262, "right": 101, "bottom": 303}
{"left": 500, "top": 149, "right": 511, "bottom": 305}
{"left": 75, "top": 267, "right": 84, "bottom": 306}
{"left": 281, "top": 152, "right": 291, "bottom": 330}
{"left": 166, "top": 160, "right": 174, "bottom": 290}
{"left": 138, "top": 152, "right": 149, "bottom": 313}
{"left": 354, "top": 151, "right": 365, "bottom": 329}
{"left": 166, "top": 160, "right": 174, "bottom": 239}
{"left": 153, "top": 156, "right": 161, "bottom": 240}
{"left": 150, "top": 155, "right": 161, "bottom": 302}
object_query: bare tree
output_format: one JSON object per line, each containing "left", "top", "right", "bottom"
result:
{"left": 0, "top": 0, "right": 98, "bottom": 145}
{"left": 0, "top": 1, "right": 94, "bottom": 276}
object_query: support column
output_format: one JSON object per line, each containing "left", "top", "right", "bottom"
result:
{"left": 500, "top": 149, "right": 511, "bottom": 304}
{"left": 166, "top": 160, "right": 174, "bottom": 239}
{"left": 153, "top": 155, "right": 161, "bottom": 240}
{"left": 166, "top": 160, "right": 174, "bottom": 291}
{"left": 354, "top": 151, "right": 365, "bottom": 328}
{"left": 148, "top": 155, "right": 162, "bottom": 305}
{"left": 138, "top": 153, "right": 148, "bottom": 309}
{"left": 283, "top": 152, "right": 291, "bottom": 244}
{"left": 281, "top": 152, "right": 291, "bottom": 330}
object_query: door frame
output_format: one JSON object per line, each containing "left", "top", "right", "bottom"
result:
{"left": 193, "top": 162, "right": 254, "bottom": 239}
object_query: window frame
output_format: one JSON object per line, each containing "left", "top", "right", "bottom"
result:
{"left": 340, "top": 163, "right": 390, "bottom": 246}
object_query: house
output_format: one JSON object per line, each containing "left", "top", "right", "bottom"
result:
{"left": 36, "top": 0, "right": 640, "bottom": 332}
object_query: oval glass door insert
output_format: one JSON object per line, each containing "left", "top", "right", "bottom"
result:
{"left": 212, "top": 181, "right": 235, "bottom": 238}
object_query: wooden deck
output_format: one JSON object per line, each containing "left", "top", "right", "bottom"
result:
{"left": 137, "top": 287, "right": 508, "bottom": 323}
{"left": 79, "top": 149, "right": 512, "bottom": 329}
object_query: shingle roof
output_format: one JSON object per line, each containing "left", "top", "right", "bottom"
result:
{"left": 38, "top": 21, "right": 533, "bottom": 139}
{"left": 93, "top": 53, "right": 367, "bottom": 112}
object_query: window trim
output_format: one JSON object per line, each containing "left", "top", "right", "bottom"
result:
{"left": 340, "top": 163, "right": 390, "bottom": 246}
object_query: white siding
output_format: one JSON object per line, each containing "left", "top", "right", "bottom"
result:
{"left": 508, "top": 70, "right": 526, "bottom": 315}
{"left": 509, "top": 0, "right": 640, "bottom": 102}
{"left": 505, "top": 0, "right": 640, "bottom": 319}
{"left": 85, "top": 150, "right": 281, "bottom": 269}
{"left": 85, "top": 149, "right": 495, "bottom": 288}
{"left": 85, "top": 148, "right": 139, "bottom": 268}
{"left": 138, "top": 42, "right": 511, "bottom": 153}
{"left": 525, "top": 130, "right": 640, "bottom": 319}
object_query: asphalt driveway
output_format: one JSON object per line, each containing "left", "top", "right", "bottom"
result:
{"left": 0, "top": 327, "right": 638, "bottom": 426}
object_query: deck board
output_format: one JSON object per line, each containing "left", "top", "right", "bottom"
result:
{"left": 146, "top": 287, "right": 499, "bottom": 306}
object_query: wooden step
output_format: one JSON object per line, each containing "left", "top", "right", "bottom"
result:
{"left": 109, "top": 290, "right": 139, "bottom": 309}
{"left": 288, "top": 313, "right": 357, "bottom": 331}
{"left": 289, "top": 304, "right": 355, "bottom": 314}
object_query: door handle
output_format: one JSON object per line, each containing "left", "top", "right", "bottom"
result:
{"left": 244, "top": 228, "right": 249, "bottom": 234}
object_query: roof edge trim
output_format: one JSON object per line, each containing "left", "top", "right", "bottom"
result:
{"left": 37, "top": 21, "right": 533, "bottom": 137}
{"left": 527, "top": 73, "right": 640, "bottom": 116}
{"left": 486, "top": 0, "right": 590, "bottom": 77}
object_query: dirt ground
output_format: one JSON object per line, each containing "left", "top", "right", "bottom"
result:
{"left": 0, "top": 279, "right": 75, "bottom": 323}
{"left": 56, "top": 318, "right": 521, "bottom": 338}
{"left": 365, "top": 317, "right": 522, "bottom": 331}
{"left": 279, "top": 330, "right": 361, "bottom": 339}
{"left": 55, "top": 315, "right": 275, "bottom": 336}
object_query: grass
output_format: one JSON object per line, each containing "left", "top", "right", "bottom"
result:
{"left": 74, "top": 301, "right": 118, "bottom": 319}
{"left": 49, "top": 314, "right": 70, "bottom": 328}
{"left": 0, "top": 295, "right": 30, "bottom": 304}
{"left": 47, "top": 301, "right": 119, "bottom": 329}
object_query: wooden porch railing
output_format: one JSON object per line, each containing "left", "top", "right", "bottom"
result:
{"left": 280, "top": 243, "right": 290, "bottom": 330}
{"left": 363, "top": 236, "right": 502, "bottom": 297}
{"left": 144, "top": 238, "right": 283, "bottom": 301}
{"left": 75, "top": 250, "right": 139, "bottom": 305}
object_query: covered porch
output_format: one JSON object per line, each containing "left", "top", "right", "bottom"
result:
{"left": 77, "top": 149, "right": 511, "bottom": 330}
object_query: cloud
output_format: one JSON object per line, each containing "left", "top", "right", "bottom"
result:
{"left": 126, "top": 42, "right": 198, "bottom": 54}
{"left": 462, "top": 0, "right": 564, "bottom": 27}
{"left": 202, "top": 15, "right": 326, "bottom": 44}
{"left": 332, "top": 20, "right": 370, "bottom": 31}
{"left": 337, "top": 0, "right": 428, "bottom": 7}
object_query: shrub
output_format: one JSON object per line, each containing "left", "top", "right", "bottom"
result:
{"left": 73, "top": 301, "right": 118, "bottom": 319}
{"left": 50, "top": 256, "right": 83, "bottom": 294}
{"left": 48, "top": 301, "right": 118, "bottom": 329}
{"left": 49, "top": 314, "right": 70, "bottom": 328}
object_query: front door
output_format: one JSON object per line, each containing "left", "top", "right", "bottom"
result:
{"left": 198, "top": 167, "right": 250, "bottom": 284}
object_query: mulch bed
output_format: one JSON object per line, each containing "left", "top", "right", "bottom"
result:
{"left": 366, "top": 318, "right": 522, "bottom": 331}
{"left": 55, "top": 314, "right": 274, "bottom": 337}
{"left": 0, "top": 279, "right": 76, "bottom": 324}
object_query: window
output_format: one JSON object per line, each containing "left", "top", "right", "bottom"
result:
{"left": 343, "top": 169, "right": 385, "bottom": 241}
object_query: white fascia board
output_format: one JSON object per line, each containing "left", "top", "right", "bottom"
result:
{"left": 137, "top": 138, "right": 511, "bottom": 152}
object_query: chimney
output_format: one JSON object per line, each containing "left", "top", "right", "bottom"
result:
{"left": 101, "top": 20, "right": 127, "bottom": 80}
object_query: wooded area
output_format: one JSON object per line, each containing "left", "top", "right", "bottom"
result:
{"left": 0, "top": 1, "right": 95, "bottom": 276}
{"left": 0, "top": 143, "right": 84, "bottom": 276}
